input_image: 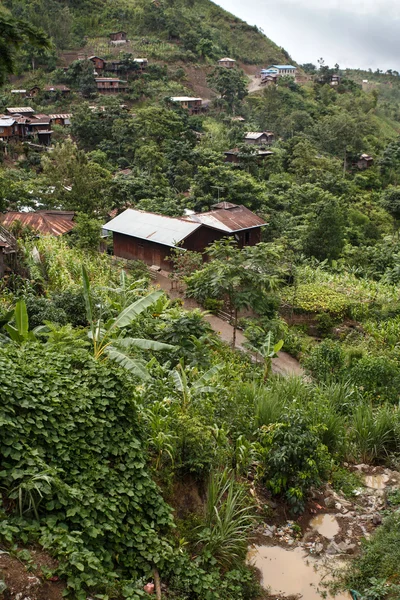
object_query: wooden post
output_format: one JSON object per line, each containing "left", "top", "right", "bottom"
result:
{"left": 153, "top": 568, "right": 162, "bottom": 600}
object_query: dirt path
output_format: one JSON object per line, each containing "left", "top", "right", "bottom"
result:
{"left": 154, "top": 272, "right": 304, "bottom": 378}
{"left": 247, "top": 74, "right": 265, "bottom": 94}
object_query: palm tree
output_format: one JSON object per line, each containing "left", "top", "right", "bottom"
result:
{"left": 82, "top": 266, "right": 175, "bottom": 380}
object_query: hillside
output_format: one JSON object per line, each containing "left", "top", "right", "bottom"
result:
{"left": 4, "top": 0, "right": 291, "bottom": 66}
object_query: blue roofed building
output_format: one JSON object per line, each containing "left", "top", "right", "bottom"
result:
{"left": 262, "top": 65, "right": 297, "bottom": 78}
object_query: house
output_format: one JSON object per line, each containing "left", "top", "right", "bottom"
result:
{"left": 0, "top": 210, "right": 76, "bottom": 237}
{"left": 261, "top": 74, "right": 278, "bottom": 86}
{"left": 103, "top": 204, "right": 266, "bottom": 270}
{"left": 218, "top": 57, "right": 236, "bottom": 68}
{"left": 231, "top": 116, "right": 246, "bottom": 122}
{"left": 263, "top": 65, "right": 297, "bottom": 77}
{"left": 330, "top": 75, "right": 341, "bottom": 86}
{"left": 29, "top": 86, "right": 41, "bottom": 98}
{"left": 48, "top": 113, "right": 72, "bottom": 126}
{"left": 224, "top": 148, "right": 273, "bottom": 164}
{"left": 134, "top": 58, "right": 148, "bottom": 70}
{"left": 11, "top": 90, "right": 27, "bottom": 96}
{"left": 0, "top": 224, "right": 17, "bottom": 278}
{"left": 43, "top": 84, "right": 71, "bottom": 96}
{"left": 95, "top": 78, "right": 128, "bottom": 94}
{"left": 0, "top": 117, "right": 18, "bottom": 141}
{"left": 170, "top": 96, "right": 203, "bottom": 115}
{"left": 244, "top": 131, "right": 275, "bottom": 145}
{"left": 357, "top": 154, "right": 374, "bottom": 170}
{"left": 109, "top": 31, "right": 127, "bottom": 41}
{"left": 88, "top": 56, "right": 106, "bottom": 72}
{"left": 7, "top": 107, "right": 35, "bottom": 117}
{"left": 27, "top": 114, "right": 53, "bottom": 132}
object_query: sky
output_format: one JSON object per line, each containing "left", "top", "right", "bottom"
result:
{"left": 214, "top": 0, "right": 400, "bottom": 71}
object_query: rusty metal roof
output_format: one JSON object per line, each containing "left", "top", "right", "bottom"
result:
{"left": 186, "top": 205, "right": 266, "bottom": 233}
{"left": 103, "top": 208, "right": 201, "bottom": 248}
{"left": 7, "top": 107, "right": 34, "bottom": 114}
{"left": 48, "top": 114, "right": 72, "bottom": 119}
{"left": 0, "top": 211, "right": 75, "bottom": 236}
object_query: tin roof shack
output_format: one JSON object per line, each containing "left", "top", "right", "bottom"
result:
{"left": 109, "top": 31, "right": 127, "bottom": 41}
{"left": 95, "top": 78, "right": 128, "bottom": 94}
{"left": 89, "top": 56, "right": 106, "bottom": 73}
{"left": 330, "top": 74, "right": 341, "bottom": 86}
{"left": 104, "top": 204, "right": 266, "bottom": 270}
{"left": 170, "top": 96, "right": 203, "bottom": 115}
{"left": 43, "top": 84, "right": 71, "bottom": 96}
{"left": 244, "top": 131, "right": 275, "bottom": 145}
{"left": 7, "top": 107, "right": 35, "bottom": 117}
{"left": 49, "top": 113, "right": 72, "bottom": 126}
{"left": 218, "top": 57, "right": 236, "bottom": 68}
{"left": 357, "top": 154, "right": 374, "bottom": 170}
{"left": 0, "top": 211, "right": 76, "bottom": 237}
{"left": 0, "top": 117, "right": 18, "bottom": 141}
{"left": 224, "top": 148, "right": 273, "bottom": 164}
{"left": 261, "top": 74, "right": 278, "bottom": 86}
{"left": 0, "top": 225, "right": 17, "bottom": 278}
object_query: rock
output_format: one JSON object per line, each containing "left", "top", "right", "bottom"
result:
{"left": 324, "top": 496, "right": 336, "bottom": 508}
{"left": 335, "top": 502, "right": 342, "bottom": 510}
{"left": 315, "top": 542, "right": 324, "bottom": 554}
{"left": 338, "top": 541, "right": 357, "bottom": 554}
{"left": 372, "top": 513, "right": 382, "bottom": 526}
{"left": 287, "top": 539, "right": 294, "bottom": 546}
{"left": 326, "top": 541, "right": 340, "bottom": 555}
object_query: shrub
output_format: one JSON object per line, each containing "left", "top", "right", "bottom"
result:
{"left": 51, "top": 288, "right": 89, "bottom": 327}
{"left": 350, "top": 403, "right": 399, "bottom": 464}
{"left": 25, "top": 295, "right": 68, "bottom": 328}
{"left": 303, "top": 340, "right": 345, "bottom": 381}
{"left": 256, "top": 410, "right": 332, "bottom": 513}
{"left": 284, "top": 283, "right": 352, "bottom": 318}
{"left": 350, "top": 356, "right": 400, "bottom": 403}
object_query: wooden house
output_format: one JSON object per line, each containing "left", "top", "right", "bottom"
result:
{"left": 330, "top": 74, "right": 341, "bottom": 86}
{"left": 0, "top": 117, "right": 18, "bottom": 141}
{"left": 357, "top": 154, "right": 374, "bottom": 170}
{"left": 170, "top": 96, "right": 203, "bottom": 115}
{"left": 244, "top": 131, "right": 275, "bottom": 145}
{"left": 0, "top": 225, "right": 17, "bottom": 278}
{"left": 88, "top": 56, "right": 106, "bottom": 72}
{"left": 224, "top": 148, "right": 273, "bottom": 164}
{"left": 109, "top": 31, "right": 127, "bottom": 44}
{"left": 95, "top": 78, "right": 128, "bottom": 94}
{"left": 261, "top": 74, "right": 278, "bottom": 86}
{"left": 103, "top": 204, "right": 266, "bottom": 270}
{"left": 218, "top": 57, "right": 236, "bottom": 68}
{"left": 29, "top": 86, "right": 41, "bottom": 98}
{"left": 0, "top": 211, "right": 75, "bottom": 237}
{"left": 44, "top": 84, "right": 71, "bottom": 96}
{"left": 7, "top": 107, "right": 35, "bottom": 117}
{"left": 48, "top": 113, "right": 72, "bottom": 126}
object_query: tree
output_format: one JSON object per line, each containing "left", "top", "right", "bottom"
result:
{"left": 185, "top": 240, "right": 282, "bottom": 347}
{"left": 0, "top": 10, "right": 49, "bottom": 85}
{"left": 303, "top": 198, "right": 345, "bottom": 261}
{"left": 69, "top": 213, "right": 102, "bottom": 251}
{"left": 381, "top": 186, "right": 400, "bottom": 223}
{"left": 208, "top": 67, "right": 248, "bottom": 113}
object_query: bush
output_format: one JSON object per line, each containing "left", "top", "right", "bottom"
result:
{"left": 284, "top": 283, "right": 352, "bottom": 318}
{"left": 350, "top": 356, "right": 400, "bottom": 403}
{"left": 256, "top": 410, "right": 332, "bottom": 513}
{"left": 303, "top": 340, "right": 345, "bottom": 381}
{"left": 51, "top": 288, "right": 89, "bottom": 327}
{"left": 25, "top": 296, "right": 68, "bottom": 328}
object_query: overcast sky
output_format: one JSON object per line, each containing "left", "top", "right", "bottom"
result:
{"left": 214, "top": 0, "right": 400, "bottom": 71}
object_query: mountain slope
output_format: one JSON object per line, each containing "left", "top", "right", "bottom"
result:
{"left": 4, "top": 0, "right": 292, "bottom": 65}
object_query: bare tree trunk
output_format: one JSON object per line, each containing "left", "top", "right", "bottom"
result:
{"left": 153, "top": 569, "right": 162, "bottom": 600}
{"left": 232, "top": 307, "right": 238, "bottom": 348}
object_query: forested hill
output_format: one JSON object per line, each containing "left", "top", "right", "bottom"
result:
{"left": 4, "top": 0, "right": 291, "bottom": 65}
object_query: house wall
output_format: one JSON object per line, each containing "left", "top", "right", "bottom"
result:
{"left": 113, "top": 232, "right": 173, "bottom": 269}
{"left": 110, "top": 32, "right": 126, "bottom": 41}
{"left": 0, "top": 126, "right": 15, "bottom": 138}
{"left": 113, "top": 226, "right": 263, "bottom": 271}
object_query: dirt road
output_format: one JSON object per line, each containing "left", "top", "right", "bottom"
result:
{"left": 154, "top": 272, "right": 304, "bottom": 378}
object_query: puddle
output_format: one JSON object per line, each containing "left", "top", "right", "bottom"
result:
{"left": 310, "top": 514, "right": 340, "bottom": 538}
{"left": 365, "top": 474, "right": 389, "bottom": 489}
{"left": 248, "top": 545, "right": 351, "bottom": 600}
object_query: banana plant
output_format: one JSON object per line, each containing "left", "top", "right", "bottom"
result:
{"left": 246, "top": 331, "right": 283, "bottom": 381}
{"left": 1, "top": 300, "right": 37, "bottom": 344}
{"left": 82, "top": 266, "right": 175, "bottom": 380}
{"left": 172, "top": 360, "right": 224, "bottom": 410}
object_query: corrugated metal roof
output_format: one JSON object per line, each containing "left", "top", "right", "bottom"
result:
{"left": 245, "top": 132, "right": 267, "bottom": 139}
{"left": 186, "top": 205, "right": 266, "bottom": 233}
{"left": 269, "top": 65, "right": 297, "bottom": 69}
{"left": 219, "top": 57, "right": 236, "bottom": 62}
{"left": 0, "top": 212, "right": 75, "bottom": 236}
{"left": 103, "top": 209, "right": 201, "bottom": 247}
{"left": 49, "top": 114, "right": 72, "bottom": 119}
{"left": 7, "top": 107, "right": 34, "bottom": 113}
{"left": 44, "top": 85, "right": 70, "bottom": 92}
{"left": 0, "top": 118, "right": 16, "bottom": 127}
{"left": 11, "top": 90, "right": 26, "bottom": 93}
{"left": 170, "top": 96, "right": 202, "bottom": 102}
{"left": 95, "top": 78, "right": 127, "bottom": 82}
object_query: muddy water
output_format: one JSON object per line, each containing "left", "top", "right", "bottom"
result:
{"left": 365, "top": 474, "right": 389, "bottom": 489}
{"left": 310, "top": 514, "right": 340, "bottom": 538}
{"left": 248, "top": 545, "right": 351, "bottom": 600}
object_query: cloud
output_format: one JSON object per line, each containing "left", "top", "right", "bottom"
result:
{"left": 215, "top": 0, "right": 400, "bottom": 70}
